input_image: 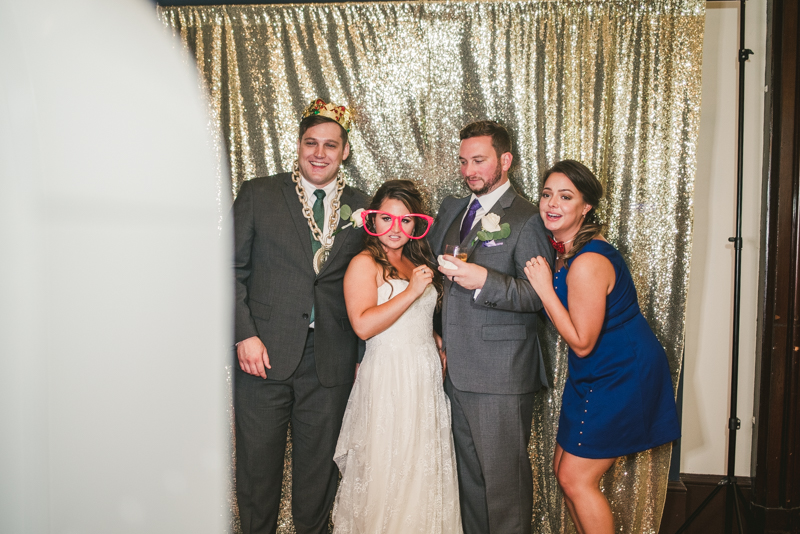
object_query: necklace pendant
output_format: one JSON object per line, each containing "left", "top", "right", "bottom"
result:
{"left": 313, "top": 245, "right": 331, "bottom": 274}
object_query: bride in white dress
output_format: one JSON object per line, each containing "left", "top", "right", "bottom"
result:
{"left": 332, "top": 180, "right": 462, "bottom": 534}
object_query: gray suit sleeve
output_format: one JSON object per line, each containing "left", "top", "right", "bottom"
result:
{"left": 233, "top": 180, "right": 259, "bottom": 343}
{"left": 477, "top": 214, "right": 554, "bottom": 313}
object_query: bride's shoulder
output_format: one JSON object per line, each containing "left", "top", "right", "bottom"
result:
{"left": 349, "top": 250, "right": 377, "bottom": 268}
{"left": 346, "top": 251, "right": 382, "bottom": 281}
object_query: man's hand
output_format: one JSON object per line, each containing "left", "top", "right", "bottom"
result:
{"left": 438, "top": 254, "right": 488, "bottom": 290}
{"left": 237, "top": 336, "right": 271, "bottom": 379}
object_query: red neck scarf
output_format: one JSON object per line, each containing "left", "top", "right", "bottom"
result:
{"left": 548, "top": 236, "right": 574, "bottom": 255}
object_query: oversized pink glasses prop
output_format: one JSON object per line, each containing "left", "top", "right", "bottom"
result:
{"left": 360, "top": 210, "right": 433, "bottom": 239}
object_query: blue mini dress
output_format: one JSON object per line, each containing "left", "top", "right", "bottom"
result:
{"left": 553, "top": 240, "right": 681, "bottom": 459}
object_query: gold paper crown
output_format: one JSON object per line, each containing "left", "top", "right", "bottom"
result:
{"left": 302, "top": 98, "right": 353, "bottom": 132}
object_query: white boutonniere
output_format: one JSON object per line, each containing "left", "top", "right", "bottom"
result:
{"left": 335, "top": 205, "right": 365, "bottom": 234}
{"left": 475, "top": 213, "right": 510, "bottom": 242}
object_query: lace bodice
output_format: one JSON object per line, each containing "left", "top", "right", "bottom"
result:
{"left": 332, "top": 278, "right": 461, "bottom": 534}
{"left": 368, "top": 279, "right": 436, "bottom": 349}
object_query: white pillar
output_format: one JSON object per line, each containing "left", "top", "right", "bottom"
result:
{"left": 0, "top": 1, "right": 230, "bottom": 532}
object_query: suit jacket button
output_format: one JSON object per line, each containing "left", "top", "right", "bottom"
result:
{"left": 314, "top": 280, "right": 319, "bottom": 286}
{"left": 302, "top": 313, "right": 309, "bottom": 319}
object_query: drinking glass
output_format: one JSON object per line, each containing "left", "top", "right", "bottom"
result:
{"left": 444, "top": 245, "right": 468, "bottom": 262}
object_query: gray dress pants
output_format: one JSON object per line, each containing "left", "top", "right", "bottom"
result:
{"left": 445, "top": 375, "right": 535, "bottom": 534}
{"left": 234, "top": 330, "right": 351, "bottom": 534}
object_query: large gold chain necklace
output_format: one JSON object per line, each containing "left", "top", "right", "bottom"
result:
{"left": 291, "top": 159, "right": 345, "bottom": 274}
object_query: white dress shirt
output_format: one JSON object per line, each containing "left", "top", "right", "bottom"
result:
{"left": 300, "top": 176, "right": 340, "bottom": 328}
{"left": 459, "top": 180, "right": 511, "bottom": 299}
{"left": 300, "top": 175, "right": 339, "bottom": 237}
{"left": 460, "top": 179, "right": 512, "bottom": 231}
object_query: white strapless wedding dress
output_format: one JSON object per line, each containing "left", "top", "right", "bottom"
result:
{"left": 332, "top": 280, "right": 462, "bottom": 534}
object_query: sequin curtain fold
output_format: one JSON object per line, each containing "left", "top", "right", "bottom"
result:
{"left": 158, "top": 1, "right": 704, "bottom": 532}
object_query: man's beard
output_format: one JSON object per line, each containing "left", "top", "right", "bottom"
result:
{"left": 465, "top": 164, "right": 502, "bottom": 196}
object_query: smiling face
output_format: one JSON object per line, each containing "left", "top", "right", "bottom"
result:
{"left": 459, "top": 135, "right": 511, "bottom": 197}
{"left": 540, "top": 172, "right": 592, "bottom": 241}
{"left": 374, "top": 198, "right": 414, "bottom": 252}
{"left": 296, "top": 121, "right": 350, "bottom": 187}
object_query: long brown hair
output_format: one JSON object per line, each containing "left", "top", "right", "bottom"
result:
{"left": 542, "top": 160, "right": 605, "bottom": 263}
{"left": 363, "top": 180, "right": 442, "bottom": 306}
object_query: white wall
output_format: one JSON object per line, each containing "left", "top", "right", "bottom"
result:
{"left": 0, "top": 1, "right": 230, "bottom": 532}
{"left": 682, "top": 1, "right": 766, "bottom": 477}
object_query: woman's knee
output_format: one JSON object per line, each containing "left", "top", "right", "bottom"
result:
{"left": 556, "top": 464, "right": 583, "bottom": 499}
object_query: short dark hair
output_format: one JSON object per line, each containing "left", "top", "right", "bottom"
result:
{"left": 459, "top": 120, "right": 512, "bottom": 160}
{"left": 298, "top": 114, "right": 349, "bottom": 145}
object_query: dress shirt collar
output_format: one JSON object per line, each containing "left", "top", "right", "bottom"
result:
{"left": 300, "top": 175, "right": 339, "bottom": 207}
{"left": 470, "top": 179, "right": 511, "bottom": 214}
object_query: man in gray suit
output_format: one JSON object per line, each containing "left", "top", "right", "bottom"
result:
{"left": 233, "top": 99, "right": 369, "bottom": 534}
{"left": 430, "top": 120, "right": 553, "bottom": 534}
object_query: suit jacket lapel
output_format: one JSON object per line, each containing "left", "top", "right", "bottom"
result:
{"left": 317, "top": 185, "right": 357, "bottom": 277}
{"left": 460, "top": 216, "right": 482, "bottom": 250}
{"left": 466, "top": 186, "right": 517, "bottom": 261}
{"left": 440, "top": 197, "right": 471, "bottom": 253}
{"left": 282, "top": 174, "right": 315, "bottom": 267}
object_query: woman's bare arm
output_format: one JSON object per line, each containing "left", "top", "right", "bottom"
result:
{"left": 525, "top": 252, "right": 615, "bottom": 357}
{"left": 344, "top": 252, "right": 433, "bottom": 339}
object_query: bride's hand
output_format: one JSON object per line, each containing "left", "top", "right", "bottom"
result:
{"left": 408, "top": 264, "right": 434, "bottom": 298}
{"left": 524, "top": 256, "right": 553, "bottom": 294}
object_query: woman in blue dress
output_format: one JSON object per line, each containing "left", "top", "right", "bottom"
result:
{"left": 524, "top": 160, "right": 680, "bottom": 534}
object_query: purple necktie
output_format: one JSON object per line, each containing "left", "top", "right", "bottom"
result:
{"left": 460, "top": 198, "right": 481, "bottom": 243}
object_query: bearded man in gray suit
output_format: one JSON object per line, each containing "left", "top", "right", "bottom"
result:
{"left": 233, "top": 99, "right": 369, "bottom": 534}
{"left": 430, "top": 120, "right": 554, "bottom": 534}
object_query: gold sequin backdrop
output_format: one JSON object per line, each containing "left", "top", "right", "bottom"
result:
{"left": 159, "top": 1, "right": 704, "bottom": 532}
